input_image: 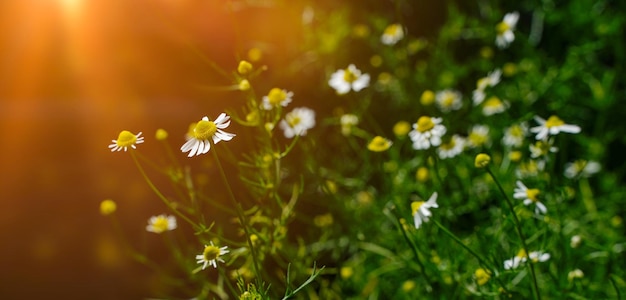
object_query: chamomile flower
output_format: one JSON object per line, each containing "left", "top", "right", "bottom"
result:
{"left": 495, "top": 12, "right": 520, "bottom": 49}
{"left": 435, "top": 89, "right": 463, "bottom": 113}
{"left": 481, "top": 96, "right": 509, "bottom": 116}
{"left": 437, "top": 135, "right": 465, "bottom": 159}
{"left": 367, "top": 136, "right": 392, "bottom": 152}
{"left": 411, "top": 192, "right": 438, "bottom": 229}
{"left": 409, "top": 116, "right": 447, "bottom": 150}
{"left": 261, "top": 88, "right": 293, "bottom": 110}
{"left": 146, "top": 214, "right": 177, "bottom": 233}
{"left": 528, "top": 251, "right": 551, "bottom": 263}
{"left": 108, "top": 131, "right": 144, "bottom": 152}
{"left": 196, "top": 242, "right": 229, "bottom": 270}
{"left": 564, "top": 160, "right": 601, "bottom": 179}
{"left": 514, "top": 180, "right": 547, "bottom": 214}
{"left": 503, "top": 123, "right": 528, "bottom": 148}
{"left": 530, "top": 115, "right": 581, "bottom": 140}
{"left": 340, "top": 114, "right": 359, "bottom": 136}
{"left": 181, "top": 114, "right": 235, "bottom": 157}
{"left": 504, "top": 249, "right": 549, "bottom": 269}
{"left": 477, "top": 69, "right": 502, "bottom": 91}
{"left": 516, "top": 159, "right": 545, "bottom": 178}
{"left": 529, "top": 139, "right": 558, "bottom": 159}
{"left": 466, "top": 125, "right": 491, "bottom": 148}
{"left": 381, "top": 23, "right": 405, "bottom": 45}
{"left": 328, "top": 64, "right": 370, "bottom": 94}
{"left": 279, "top": 107, "right": 316, "bottom": 138}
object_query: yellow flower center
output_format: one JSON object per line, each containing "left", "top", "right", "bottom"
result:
{"left": 384, "top": 24, "right": 401, "bottom": 36}
{"left": 477, "top": 77, "right": 490, "bottom": 89}
{"left": 367, "top": 136, "right": 391, "bottom": 152}
{"left": 116, "top": 131, "right": 137, "bottom": 147}
{"left": 411, "top": 201, "right": 424, "bottom": 215}
{"left": 287, "top": 116, "right": 301, "bottom": 128}
{"left": 469, "top": 132, "right": 487, "bottom": 146}
{"left": 509, "top": 125, "right": 524, "bottom": 137}
{"left": 496, "top": 21, "right": 510, "bottom": 34}
{"left": 474, "top": 153, "right": 491, "bottom": 168}
{"left": 442, "top": 94, "right": 455, "bottom": 107}
{"left": 100, "top": 199, "right": 117, "bottom": 216}
{"left": 420, "top": 90, "right": 435, "bottom": 105}
{"left": 343, "top": 68, "right": 358, "bottom": 83}
{"left": 545, "top": 115, "right": 565, "bottom": 128}
{"left": 416, "top": 116, "right": 435, "bottom": 132}
{"left": 152, "top": 217, "right": 170, "bottom": 232}
{"left": 194, "top": 120, "right": 217, "bottom": 140}
{"left": 203, "top": 245, "right": 221, "bottom": 261}
{"left": 526, "top": 188, "right": 540, "bottom": 202}
{"left": 393, "top": 121, "right": 411, "bottom": 137}
{"left": 440, "top": 139, "right": 456, "bottom": 150}
{"left": 267, "top": 88, "right": 286, "bottom": 105}
{"left": 475, "top": 268, "right": 491, "bottom": 286}
{"left": 516, "top": 249, "right": 528, "bottom": 258}
{"left": 534, "top": 141, "right": 551, "bottom": 155}
{"left": 484, "top": 96, "right": 503, "bottom": 108}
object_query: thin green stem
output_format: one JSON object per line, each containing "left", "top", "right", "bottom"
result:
{"left": 130, "top": 151, "right": 201, "bottom": 231}
{"left": 432, "top": 220, "right": 509, "bottom": 293}
{"left": 211, "top": 147, "right": 263, "bottom": 288}
{"left": 486, "top": 167, "right": 541, "bottom": 300}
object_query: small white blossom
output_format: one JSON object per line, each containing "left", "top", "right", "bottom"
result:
{"left": 146, "top": 215, "right": 177, "bottom": 233}
{"left": 409, "top": 116, "right": 446, "bottom": 150}
{"left": 279, "top": 107, "right": 316, "bottom": 138}
{"left": 329, "top": 64, "right": 370, "bottom": 94}
{"left": 496, "top": 12, "right": 520, "bottom": 49}
{"left": 181, "top": 114, "right": 235, "bottom": 157}
{"left": 196, "top": 242, "right": 229, "bottom": 270}
{"left": 564, "top": 160, "right": 601, "bottom": 179}
{"left": 514, "top": 181, "right": 547, "bottom": 215}
{"left": 530, "top": 115, "right": 581, "bottom": 140}
{"left": 411, "top": 192, "right": 438, "bottom": 229}
{"left": 435, "top": 89, "right": 463, "bottom": 113}
{"left": 381, "top": 24, "right": 405, "bottom": 45}
{"left": 503, "top": 123, "right": 527, "bottom": 148}
{"left": 437, "top": 135, "right": 466, "bottom": 159}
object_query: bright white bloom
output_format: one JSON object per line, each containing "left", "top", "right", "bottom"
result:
{"left": 196, "top": 242, "right": 229, "bottom": 270}
{"left": 564, "top": 160, "right": 601, "bottom": 179}
{"left": 409, "top": 116, "right": 446, "bottom": 150}
{"left": 504, "top": 249, "right": 550, "bottom": 269}
{"left": 472, "top": 89, "right": 486, "bottom": 106}
{"left": 109, "top": 131, "right": 144, "bottom": 152}
{"left": 437, "top": 135, "right": 466, "bottom": 159}
{"left": 529, "top": 139, "right": 558, "bottom": 159}
{"left": 435, "top": 89, "right": 463, "bottom": 113}
{"left": 328, "top": 64, "right": 370, "bottom": 94}
{"left": 340, "top": 114, "right": 359, "bottom": 136}
{"left": 181, "top": 114, "right": 235, "bottom": 157}
{"left": 146, "top": 214, "right": 177, "bottom": 233}
{"left": 411, "top": 192, "right": 438, "bottom": 229}
{"left": 261, "top": 88, "right": 293, "bottom": 110}
{"left": 530, "top": 115, "right": 581, "bottom": 140}
{"left": 279, "top": 107, "right": 316, "bottom": 138}
{"left": 514, "top": 180, "right": 547, "bottom": 214}
{"left": 473, "top": 69, "right": 502, "bottom": 106}
{"left": 466, "top": 125, "right": 490, "bottom": 148}
{"left": 503, "top": 123, "right": 528, "bottom": 148}
{"left": 482, "top": 96, "right": 509, "bottom": 116}
{"left": 496, "top": 12, "right": 520, "bottom": 49}
{"left": 381, "top": 23, "right": 404, "bottom": 45}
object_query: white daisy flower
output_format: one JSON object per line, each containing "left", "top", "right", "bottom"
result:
{"left": 109, "top": 131, "right": 144, "bottom": 152}
{"left": 466, "top": 125, "right": 491, "bottom": 148}
{"left": 529, "top": 139, "right": 558, "bottom": 159}
{"left": 496, "top": 12, "right": 520, "bottom": 49}
{"left": 504, "top": 249, "right": 550, "bottom": 269}
{"left": 564, "top": 160, "right": 601, "bottom": 179}
{"left": 435, "top": 89, "right": 463, "bottom": 113}
{"left": 411, "top": 192, "right": 438, "bottom": 229}
{"left": 530, "top": 115, "right": 581, "bottom": 140}
{"left": 504, "top": 255, "right": 525, "bottom": 270}
{"left": 409, "top": 116, "right": 447, "bottom": 150}
{"left": 437, "top": 135, "right": 466, "bottom": 159}
{"left": 503, "top": 123, "right": 527, "bottom": 148}
{"left": 482, "top": 96, "right": 509, "bottom": 116}
{"left": 514, "top": 180, "right": 547, "bottom": 214}
{"left": 261, "top": 88, "right": 293, "bottom": 110}
{"left": 181, "top": 113, "right": 235, "bottom": 157}
{"left": 381, "top": 23, "right": 405, "bottom": 45}
{"left": 146, "top": 214, "right": 177, "bottom": 233}
{"left": 196, "top": 242, "right": 229, "bottom": 270}
{"left": 473, "top": 69, "right": 502, "bottom": 106}
{"left": 328, "top": 64, "right": 370, "bottom": 94}
{"left": 279, "top": 107, "right": 316, "bottom": 138}
{"left": 340, "top": 114, "right": 359, "bottom": 136}
{"left": 528, "top": 251, "right": 551, "bottom": 263}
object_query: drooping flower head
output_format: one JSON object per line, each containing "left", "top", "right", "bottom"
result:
{"left": 381, "top": 23, "right": 404, "bottom": 45}
{"left": 328, "top": 64, "right": 370, "bottom": 95}
{"left": 146, "top": 214, "right": 177, "bottom": 233}
{"left": 409, "top": 116, "right": 446, "bottom": 150}
{"left": 261, "top": 88, "right": 293, "bottom": 110}
{"left": 530, "top": 115, "right": 581, "bottom": 140}
{"left": 411, "top": 192, "right": 438, "bottom": 229}
{"left": 181, "top": 113, "right": 235, "bottom": 157}
{"left": 196, "top": 242, "right": 229, "bottom": 270}
{"left": 108, "top": 131, "right": 144, "bottom": 152}
{"left": 279, "top": 107, "right": 316, "bottom": 138}
{"left": 496, "top": 12, "right": 519, "bottom": 49}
